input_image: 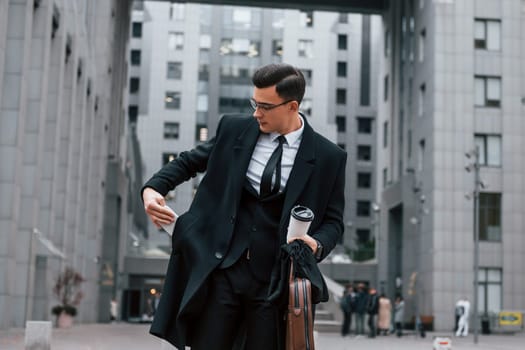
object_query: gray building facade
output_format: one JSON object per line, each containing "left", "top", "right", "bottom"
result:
{"left": 0, "top": 0, "right": 137, "bottom": 329}
{"left": 378, "top": 0, "right": 525, "bottom": 331}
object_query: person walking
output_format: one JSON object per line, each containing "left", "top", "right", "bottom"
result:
{"left": 366, "top": 288, "right": 379, "bottom": 338}
{"left": 340, "top": 284, "right": 355, "bottom": 336}
{"left": 377, "top": 294, "right": 392, "bottom": 335}
{"left": 455, "top": 297, "right": 470, "bottom": 337}
{"left": 354, "top": 283, "right": 368, "bottom": 335}
{"left": 142, "top": 63, "right": 347, "bottom": 350}
{"left": 394, "top": 295, "right": 404, "bottom": 337}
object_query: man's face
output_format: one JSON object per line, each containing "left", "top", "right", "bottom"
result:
{"left": 251, "top": 85, "right": 297, "bottom": 134}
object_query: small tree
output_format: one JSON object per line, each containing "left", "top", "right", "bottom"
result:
{"left": 51, "top": 267, "right": 85, "bottom": 317}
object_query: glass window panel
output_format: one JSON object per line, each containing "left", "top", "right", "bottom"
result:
{"left": 475, "top": 136, "right": 486, "bottom": 165}
{"left": 298, "top": 40, "right": 314, "bottom": 58}
{"left": 300, "top": 99, "right": 312, "bottom": 116}
{"left": 478, "top": 269, "right": 486, "bottom": 282}
{"left": 487, "top": 135, "right": 501, "bottom": 166}
{"left": 233, "top": 9, "right": 251, "bottom": 23}
{"left": 488, "top": 268, "right": 502, "bottom": 282}
{"left": 487, "top": 285, "right": 501, "bottom": 313}
{"left": 200, "top": 35, "right": 211, "bottom": 50}
{"left": 478, "top": 284, "right": 486, "bottom": 313}
{"left": 487, "top": 21, "right": 501, "bottom": 50}
{"left": 474, "top": 20, "right": 485, "bottom": 40}
{"left": 167, "top": 62, "right": 182, "bottom": 79}
{"left": 487, "top": 78, "right": 501, "bottom": 101}
{"left": 475, "top": 78, "right": 485, "bottom": 106}
{"left": 168, "top": 32, "right": 184, "bottom": 50}
{"left": 197, "top": 95, "right": 208, "bottom": 112}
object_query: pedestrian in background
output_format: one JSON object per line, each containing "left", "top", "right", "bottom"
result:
{"left": 340, "top": 284, "right": 355, "bottom": 336}
{"left": 394, "top": 294, "right": 404, "bottom": 337}
{"left": 455, "top": 297, "right": 470, "bottom": 337}
{"left": 377, "top": 293, "right": 392, "bottom": 335}
{"left": 354, "top": 283, "right": 368, "bottom": 335}
{"left": 367, "top": 288, "right": 379, "bottom": 338}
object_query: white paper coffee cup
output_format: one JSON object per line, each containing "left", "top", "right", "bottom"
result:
{"left": 287, "top": 205, "right": 314, "bottom": 242}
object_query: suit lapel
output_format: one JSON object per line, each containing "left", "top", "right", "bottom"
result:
{"left": 279, "top": 120, "right": 316, "bottom": 241}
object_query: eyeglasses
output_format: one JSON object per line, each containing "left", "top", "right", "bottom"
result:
{"left": 249, "top": 98, "right": 293, "bottom": 112}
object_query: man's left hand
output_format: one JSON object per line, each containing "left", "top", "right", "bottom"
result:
{"left": 289, "top": 235, "right": 317, "bottom": 254}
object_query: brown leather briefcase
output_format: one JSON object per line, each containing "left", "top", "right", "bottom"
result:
{"left": 286, "top": 261, "right": 315, "bottom": 350}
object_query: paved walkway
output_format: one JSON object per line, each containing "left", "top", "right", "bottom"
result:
{"left": 1, "top": 323, "right": 524, "bottom": 349}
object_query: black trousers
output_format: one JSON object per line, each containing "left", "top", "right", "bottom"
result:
{"left": 191, "top": 256, "right": 279, "bottom": 350}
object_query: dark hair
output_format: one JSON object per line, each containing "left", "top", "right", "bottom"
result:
{"left": 252, "top": 63, "right": 306, "bottom": 104}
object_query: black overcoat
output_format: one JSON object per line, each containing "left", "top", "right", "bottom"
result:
{"left": 143, "top": 114, "right": 346, "bottom": 349}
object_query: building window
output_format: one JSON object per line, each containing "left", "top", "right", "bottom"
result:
{"left": 132, "top": 22, "right": 142, "bottom": 38}
{"left": 357, "top": 117, "right": 372, "bottom": 134}
{"left": 357, "top": 172, "right": 371, "bottom": 188}
{"left": 479, "top": 193, "right": 501, "bottom": 241}
{"left": 130, "top": 50, "right": 141, "bottom": 65}
{"left": 301, "top": 69, "right": 312, "bottom": 85}
{"left": 475, "top": 19, "right": 501, "bottom": 50}
{"left": 128, "top": 105, "right": 138, "bottom": 124}
{"left": 300, "top": 10, "right": 313, "bottom": 27}
{"left": 200, "top": 34, "right": 211, "bottom": 51}
{"left": 338, "top": 34, "right": 347, "bottom": 50}
{"left": 163, "top": 122, "right": 180, "bottom": 139}
{"left": 418, "top": 84, "right": 425, "bottom": 116}
{"left": 384, "top": 30, "right": 390, "bottom": 57}
{"left": 273, "top": 40, "right": 283, "bottom": 56}
{"left": 339, "top": 13, "right": 348, "bottom": 23}
{"left": 167, "top": 62, "right": 182, "bottom": 79}
{"left": 336, "top": 89, "right": 346, "bottom": 105}
{"left": 418, "top": 139, "right": 425, "bottom": 171}
{"left": 232, "top": 8, "right": 251, "bottom": 24}
{"left": 337, "top": 62, "right": 347, "bottom": 77}
{"left": 475, "top": 76, "right": 501, "bottom": 107}
{"left": 383, "top": 121, "right": 388, "bottom": 148}
{"left": 337, "top": 143, "right": 346, "bottom": 150}
{"left": 298, "top": 39, "right": 314, "bottom": 58}
{"left": 168, "top": 32, "right": 184, "bottom": 50}
{"left": 478, "top": 268, "right": 502, "bottom": 314}
{"left": 356, "top": 201, "right": 371, "bottom": 217}
{"left": 220, "top": 38, "right": 260, "bottom": 57}
{"left": 162, "top": 152, "right": 178, "bottom": 165}
{"left": 357, "top": 145, "right": 371, "bottom": 161}
{"left": 165, "top": 92, "right": 181, "bottom": 109}
{"left": 419, "top": 29, "right": 426, "bottom": 61}
{"left": 383, "top": 168, "right": 388, "bottom": 188}
{"left": 199, "top": 64, "right": 209, "bottom": 81}
{"left": 129, "top": 77, "right": 140, "bottom": 94}
{"left": 356, "top": 229, "right": 370, "bottom": 243}
{"left": 384, "top": 75, "right": 389, "bottom": 101}
{"left": 196, "top": 124, "right": 208, "bottom": 142}
{"left": 336, "top": 115, "right": 346, "bottom": 132}
{"left": 169, "top": 3, "right": 185, "bottom": 20}
{"left": 475, "top": 134, "right": 501, "bottom": 166}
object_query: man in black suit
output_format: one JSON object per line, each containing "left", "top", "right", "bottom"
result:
{"left": 142, "top": 63, "right": 346, "bottom": 349}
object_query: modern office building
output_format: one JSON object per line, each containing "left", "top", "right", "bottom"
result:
{"left": 0, "top": 0, "right": 141, "bottom": 329}
{"left": 377, "top": 0, "right": 525, "bottom": 331}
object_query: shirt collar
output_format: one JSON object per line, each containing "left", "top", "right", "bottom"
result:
{"left": 268, "top": 114, "right": 304, "bottom": 146}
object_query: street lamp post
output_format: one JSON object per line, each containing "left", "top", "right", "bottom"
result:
{"left": 465, "top": 147, "right": 482, "bottom": 344}
{"left": 371, "top": 203, "right": 381, "bottom": 288}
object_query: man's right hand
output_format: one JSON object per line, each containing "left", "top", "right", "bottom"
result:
{"left": 143, "top": 187, "right": 176, "bottom": 229}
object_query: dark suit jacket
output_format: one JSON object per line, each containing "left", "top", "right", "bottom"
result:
{"left": 143, "top": 114, "right": 346, "bottom": 349}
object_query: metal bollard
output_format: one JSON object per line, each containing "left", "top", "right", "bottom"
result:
{"left": 25, "top": 321, "right": 52, "bottom": 350}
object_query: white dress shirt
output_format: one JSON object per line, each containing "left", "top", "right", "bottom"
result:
{"left": 246, "top": 115, "right": 304, "bottom": 195}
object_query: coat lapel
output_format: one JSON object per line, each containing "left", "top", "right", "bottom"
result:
{"left": 279, "top": 120, "right": 316, "bottom": 242}
{"left": 231, "top": 118, "right": 260, "bottom": 207}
